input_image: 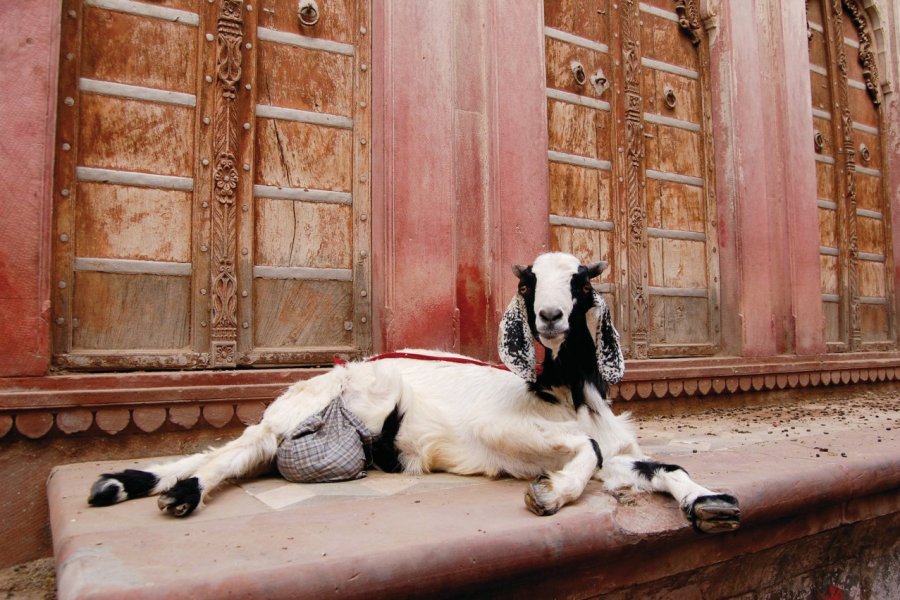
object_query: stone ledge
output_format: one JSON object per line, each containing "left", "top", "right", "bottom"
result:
{"left": 47, "top": 396, "right": 900, "bottom": 599}
{"left": 5, "top": 353, "right": 900, "bottom": 440}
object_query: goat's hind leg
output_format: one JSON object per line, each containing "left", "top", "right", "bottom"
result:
{"left": 601, "top": 455, "right": 740, "bottom": 533}
{"left": 155, "top": 422, "right": 279, "bottom": 517}
{"left": 88, "top": 452, "right": 210, "bottom": 508}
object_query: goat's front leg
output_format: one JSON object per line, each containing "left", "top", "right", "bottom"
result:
{"left": 477, "top": 422, "right": 603, "bottom": 516}
{"left": 525, "top": 436, "right": 604, "bottom": 516}
{"left": 599, "top": 455, "right": 741, "bottom": 533}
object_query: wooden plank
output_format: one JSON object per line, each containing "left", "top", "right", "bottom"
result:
{"left": 253, "top": 279, "right": 353, "bottom": 348}
{"left": 649, "top": 296, "right": 709, "bottom": 345}
{"left": 815, "top": 161, "right": 836, "bottom": 200}
{"left": 639, "top": 8, "right": 699, "bottom": 75}
{"left": 857, "top": 214, "right": 885, "bottom": 255}
{"left": 648, "top": 237, "right": 708, "bottom": 289}
{"left": 84, "top": 0, "right": 199, "bottom": 24}
{"left": 645, "top": 178, "right": 705, "bottom": 232}
{"left": 860, "top": 304, "right": 888, "bottom": 342}
{"left": 820, "top": 254, "right": 840, "bottom": 296}
{"left": 543, "top": 0, "right": 610, "bottom": 46}
{"left": 253, "top": 267, "right": 352, "bottom": 281}
{"left": 858, "top": 260, "right": 886, "bottom": 298}
{"left": 544, "top": 36, "right": 610, "bottom": 98}
{"left": 74, "top": 258, "right": 191, "bottom": 276}
{"left": 78, "top": 94, "right": 194, "bottom": 177}
{"left": 547, "top": 98, "right": 610, "bottom": 159}
{"left": 75, "top": 183, "right": 192, "bottom": 262}
{"left": 255, "top": 118, "right": 352, "bottom": 191}
{"left": 855, "top": 172, "right": 883, "bottom": 212}
{"left": 255, "top": 199, "right": 353, "bottom": 269}
{"left": 255, "top": 105, "right": 352, "bottom": 129}
{"left": 79, "top": 79, "right": 196, "bottom": 107}
{"left": 257, "top": 40, "right": 353, "bottom": 116}
{"left": 257, "top": 0, "right": 355, "bottom": 46}
{"left": 543, "top": 27, "right": 609, "bottom": 54}
{"left": 817, "top": 205, "right": 838, "bottom": 249}
{"left": 72, "top": 271, "right": 190, "bottom": 350}
{"left": 550, "top": 226, "right": 614, "bottom": 284}
{"left": 82, "top": 6, "right": 197, "bottom": 93}
{"left": 254, "top": 184, "right": 352, "bottom": 204}
{"left": 646, "top": 124, "right": 703, "bottom": 179}
{"left": 548, "top": 162, "right": 611, "bottom": 222}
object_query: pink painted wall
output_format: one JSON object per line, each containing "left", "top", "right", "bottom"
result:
{"left": 372, "top": 0, "right": 547, "bottom": 359}
{"left": 1, "top": 0, "right": 897, "bottom": 376}
{"left": 0, "top": 0, "right": 58, "bottom": 377}
{"left": 709, "top": 0, "right": 826, "bottom": 357}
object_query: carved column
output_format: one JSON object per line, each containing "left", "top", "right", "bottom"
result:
{"left": 622, "top": 0, "right": 648, "bottom": 359}
{"left": 210, "top": 0, "right": 243, "bottom": 367}
{"left": 830, "top": 0, "right": 861, "bottom": 350}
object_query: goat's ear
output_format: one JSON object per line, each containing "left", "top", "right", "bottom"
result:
{"left": 591, "top": 291, "right": 625, "bottom": 386}
{"left": 511, "top": 264, "right": 529, "bottom": 279}
{"left": 585, "top": 260, "right": 608, "bottom": 280}
{"left": 498, "top": 294, "right": 537, "bottom": 382}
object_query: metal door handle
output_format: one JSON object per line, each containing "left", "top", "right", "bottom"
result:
{"left": 298, "top": 0, "right": 320, "bottom": 26}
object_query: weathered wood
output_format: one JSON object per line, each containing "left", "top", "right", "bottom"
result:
{"left": 52, "top": 0, "right": 371, "bottom": 369}
{"left": 252, "top": 279, "right": 353, "bottom": 348}
{"left": 81, "top": 5, "right": 197, "bottom": 93}
{"left": 79, "top": 95, "right": 194, "bottom": 176}
{"left": 72, "top": 272, "right": 190, "bottom": 350}
{"left": 75, "top": 184, "right": 192, "bottom": 262}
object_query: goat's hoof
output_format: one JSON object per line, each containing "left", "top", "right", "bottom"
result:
{"left": 525, "top": 476, "right": 561, "bottom": 516}
{"left": 88, "top": 469, "right": 158, "bottom": 506}
{"left": 687, "top": 494, "right": 740, "bottom": 534}
{"left": 157, "top": 477, "right": 202, "bottom": 518}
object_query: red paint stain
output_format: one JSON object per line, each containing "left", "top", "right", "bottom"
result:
{"left": 820, "top": 584, "right": 844, "bottom": 600}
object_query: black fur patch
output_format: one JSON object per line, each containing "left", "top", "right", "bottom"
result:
{"left": 88, "top": 469, "right": 159, "bottom": 506}
{"left": 589, "top": 438, "right": 603, "bottom": 469}
{"left": 632, "top": 460, "right": 687, "bottom": 481}
{"left": 162, "top": 477, "right": 202, "bottom": 517}
{"left": 372, "top": 406, "right": 404, "bottom": 473}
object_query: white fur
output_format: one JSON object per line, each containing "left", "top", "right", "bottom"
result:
{"left": 98, "top": 254, "right": 734, "bottom": 525}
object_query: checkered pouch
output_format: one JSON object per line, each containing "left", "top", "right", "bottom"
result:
{"left": 276, "top": 397, "right": 374, "bottom": 483}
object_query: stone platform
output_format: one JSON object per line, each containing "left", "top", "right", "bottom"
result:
{"left": 48, "top": 395, "right": 900, "bottom": 599}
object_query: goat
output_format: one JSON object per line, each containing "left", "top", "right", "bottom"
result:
{"left": 87, "top": 252, "right": 740, "bottom": 533}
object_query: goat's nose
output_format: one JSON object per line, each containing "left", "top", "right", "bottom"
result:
{"left": 539, "top": 308, "right": 564, "bottom": 324}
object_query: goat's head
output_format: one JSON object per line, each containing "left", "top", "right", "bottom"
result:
{"left": 498, "top": 252, "right": 623, "bottom": 384}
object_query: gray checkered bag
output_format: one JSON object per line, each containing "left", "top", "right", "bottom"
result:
{"left": 276, "top": 397, "right": 374, "bottom": 483}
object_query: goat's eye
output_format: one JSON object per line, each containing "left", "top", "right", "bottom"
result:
{"left": 583, "top": 283, "right": 593, "bottom": 294}
{"left": 519, "top": 284, "right": 529, "bottom": 295}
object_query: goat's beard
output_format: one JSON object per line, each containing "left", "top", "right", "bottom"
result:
{"left": 538, "top": 331, "right": 566, "bottom": 357}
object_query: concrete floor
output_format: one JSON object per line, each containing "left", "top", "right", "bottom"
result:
{"left": 46, "top": 391, "right": 900, "bottom": 599}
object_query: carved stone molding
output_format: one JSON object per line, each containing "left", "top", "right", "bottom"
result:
{"left": 211, "top": 0, "right": 244, "bottom": 367}
{"left": 5, "top": 358, "right": 900, "bottom": 439}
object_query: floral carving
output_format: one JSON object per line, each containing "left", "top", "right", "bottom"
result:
{"left": 210, "top": 0, "right": 244, "bottom": 367}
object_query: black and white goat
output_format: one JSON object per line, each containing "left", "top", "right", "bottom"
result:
{"left": 88, "top": 252, "right": 740, "bottom": 533}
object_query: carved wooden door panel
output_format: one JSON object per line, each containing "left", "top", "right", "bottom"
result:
{"left": 52, "top": 0, "right": 371, "bottom": 370}
{"left": 808, "top": 0, "right": 894, "bottom": 350}
{"left": 543, "top": 0, "right": 719, "bottom": 359}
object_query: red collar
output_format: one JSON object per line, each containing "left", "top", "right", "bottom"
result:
{"left": 334, "top": 351, "right": 511, "bottom": 371}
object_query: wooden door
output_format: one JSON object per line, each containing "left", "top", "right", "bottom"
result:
{"left": 808, "top": 0, "right": 894, "bottom": 350}
{"left": 52, "top": 0, "right": 371, "bottom": 370}
{"left": 543, "top": 0, "right": 720, "bottom": 359}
